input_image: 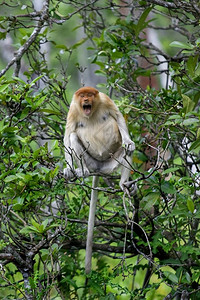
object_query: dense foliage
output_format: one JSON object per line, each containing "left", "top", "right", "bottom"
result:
{"left": 0, "top": 1, "right": 200, "bottom": 299}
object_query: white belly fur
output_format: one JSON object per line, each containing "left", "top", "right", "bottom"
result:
{"left": 77, "top": 117, "right": 121, "bottom": 161}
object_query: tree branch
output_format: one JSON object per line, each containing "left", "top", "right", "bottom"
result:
{"left": 146, "top": 0, "right": 200, "bottom": 14}
{"left": 0, "top": 0, "right": 50, "bottom": 78}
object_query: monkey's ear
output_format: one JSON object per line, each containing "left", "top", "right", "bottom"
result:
{"left": 75, "top": 86, "right": 99, "bottom": 96}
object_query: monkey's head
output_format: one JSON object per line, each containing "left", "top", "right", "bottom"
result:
{"left": 74, "top": 87, "right": 99, "bottom": 117}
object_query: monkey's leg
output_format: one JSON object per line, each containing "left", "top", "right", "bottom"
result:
{"left": 98, "top": 148, "right": 124, "bottom": 174}
{"left": 119, "top": 153, "right": 133, "bottom": 190}
{"left": 64, "top": 132, "right": 100, "bottom": 179}
{"left": 98, "top": 148, "right": 135, "bottom": 191}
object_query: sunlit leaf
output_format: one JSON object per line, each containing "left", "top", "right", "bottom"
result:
{"left": 170, "top": 41, "right": 193, "bottom": 50}
{"left": 187, "top": 198, "right": 195, "bottom": 213}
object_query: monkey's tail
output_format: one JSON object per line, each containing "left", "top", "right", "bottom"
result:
{"left": 85, "top": 175, "right": 99, "bottom": 274}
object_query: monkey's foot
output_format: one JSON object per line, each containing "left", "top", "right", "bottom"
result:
{"left": 121, "top": 181, "right": 137, "bottom": 195}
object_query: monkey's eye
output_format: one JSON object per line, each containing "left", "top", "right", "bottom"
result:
{"left": 87, "top": 93, "right": 93, "bottom": 97}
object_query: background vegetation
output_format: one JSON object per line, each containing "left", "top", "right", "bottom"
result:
{"left": 0, "top": 0, "right": 200, "bottom": 299}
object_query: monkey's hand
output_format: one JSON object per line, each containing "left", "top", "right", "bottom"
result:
{"left": 120, "top": 179, "right": 137, "bottom": 195}
{"left": 123, "top": 181, "right": 137, "bottom": 195}
{"left": 75, "top": 167, "right": 90, "bottom": 178}
{"left": 123, "top": 140, "right": 135, "bottom": 156}
{"left": 64, "top": 167, "right": 90, "bottom": 179}
{"left": 64, "top": 167, "right": 75, "bottom": 179}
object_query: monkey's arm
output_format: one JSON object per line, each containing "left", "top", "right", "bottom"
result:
{"left": 63, "top": 130, "right": 75, "bottom": 178}
{"left": 64, "top": 129, "right": 100, "bottom": 179}
{"left": 110, "top": 108, "right": 135, "bottom": 155}
{"left": 63, "top": 110, "right": 78, "bottom": 177}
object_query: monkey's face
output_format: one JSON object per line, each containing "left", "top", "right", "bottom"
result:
{"left": 79, "top": 93, "right": 96, "bottom": 117}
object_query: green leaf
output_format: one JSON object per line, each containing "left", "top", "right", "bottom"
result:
{"left": 51, "top": 166, "right": 59, "bottom": 178}
{"left": 187, "top": 198, "right": 194, "bottom": 213}
{"left": 34, "top": 95, "right": 47, "bottom": 108}
{"left": 0, "top": 32, "right": 6, "bottom": 40}
{"left": 182, "top": 94, "right": 195, "bottom": 113}
{"left": 16, "top": 173, "right": 32, "bottom": 183}
{"left": 163, "top": 271, "right": 179, "bottom": 284}
{"left": 168, "top": 114, "right": 182, "bottom": 120}
{"left": 4, "top": 126, "right": 18, "bottom": 132}
{"left": 31, "top": 219, "right": 41, "bottom": 230}
{"left": 0, "top": 119, "right": 6, "bottom": 132}
{"left": 33, "top": 148, "right": 40, "bottom": 158}
{"left": 0, "top": 84, "right": 9, "bottom": 92}
{"left": 4, "top": 175, "right": 17, "bottom": 182}
{"left": 161, "top": 181, "right": 176, "bottom": 194}
{"left": 41, "top": 219, "right": 49, "bottom": 230}
{"left": 135, "top": 6, "right": 153, "bottom": 36}
{"left": 162, "top": 167, "right": 180, "bottom": 174}
{"left": 142, "top": 192, "right": 160, "bottom": 210}
{"left": 97, "top": 50, "right": 107, "bottom": 57}
{"left": 20, "top": 226, "right": 37, "bottom": 234}
{"left": 182, "top": 118, "right": 199, "bottom": 126}
{"left": 19, "top": 28, "right": 28, "bottom": 37}
{"left": 30, "top": 74, "right": 45, "bottom": 86}
{"left": 61, "top": 276, "right": 78, "bottom": 288}
{"left": 13, "top": 197, "right": 24, "bottom": 211}
{"left": 49, "top": 140, "right": 58, "bottom": 152}
{"left": 90, "top": 282, "right": 104, "bottom": 295}
{"left": 188, "top": 139, "right": 200, "bottom": 152}
{"left": 185, "top": 272, "right": 191, "bottom": 283}
{"left": 39, "top": 109, "right": 61, "bottom": 115}
{"left": 55, "top": 44, "right": 68, "bottom": 51}
{"left": 71, "top": 38, "right": 88, "bottom": 49}
{"left": 39, "top": 249, "right": 50, "bottom": 260}
{"left": 197, "top": 128, "right": 200, "bottom": 139}
{"left": 25, "top": 97, "right": 33, "bottom": 106}
{"left": 13, "top": 204, "right": 23, "bottom": 211}
{"left": 95, "top": 69, "right": 106, "bottom": 76}
{"left": 187, "top": 55, "right": 198, "bottom": 77}
{"left": 104, "top": 31, "right": 118, "bottom": 46}
{"left": 170, "top": 41, "right": 193, "bottom": 50}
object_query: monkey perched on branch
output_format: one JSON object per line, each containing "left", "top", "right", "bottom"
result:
{"left": 64, "top": 86, "right": 135, "bottom": 273}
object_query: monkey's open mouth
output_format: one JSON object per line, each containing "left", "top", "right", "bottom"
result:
{"left": 83, "top": 104, "right": 92, "bottom": 116}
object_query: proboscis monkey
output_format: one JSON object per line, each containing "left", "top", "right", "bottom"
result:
{"left": 64, "top": 86, "right": 135, "bottom": 274}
